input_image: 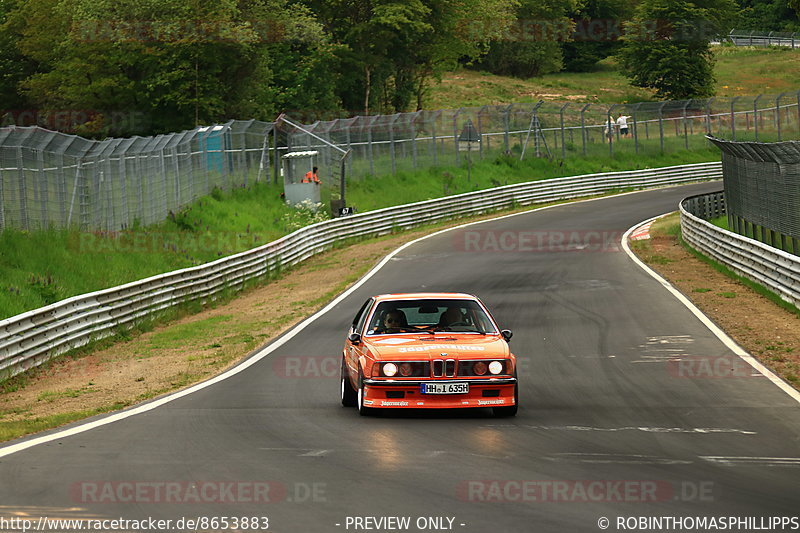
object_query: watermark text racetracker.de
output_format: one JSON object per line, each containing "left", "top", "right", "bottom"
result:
{"left": 667, "top": 355, "right": 759, "bottom": 379}
{"left": 70, "top": 480, "right": 326, "bottom": 504}
{"left": 71, "top": 231, "right": 266, "bottom": 255}
{"left": 273, "top": 355, "right": 340, "bottom": 379}
{"left": 458, "top": 480, "right": 714, "bottom": 503}
{"left": 452, "top": 229, "right": 623, "bottom": 253}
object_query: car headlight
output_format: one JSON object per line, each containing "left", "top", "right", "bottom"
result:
{"left": 488, "top": 361, "right": 503, "bottom": 375}
{"left": 383, "top": 362, "right": 398, "bottom": 377}
{"left": 473, "top": 361, "right": 488, "bottom": 376}
{"left": 399, "top": 362, "right": 413, "bottom": 376}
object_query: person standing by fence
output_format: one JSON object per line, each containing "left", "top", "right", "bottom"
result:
{"left": 604, "top": 116, "right": 616, "bottom": 140}
{"left": 616, "top": 115, "right": 631, "bottom": 138}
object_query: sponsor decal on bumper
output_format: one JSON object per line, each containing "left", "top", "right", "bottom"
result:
{"left": 477, "top": 399, "right": 506, "bottom": 406}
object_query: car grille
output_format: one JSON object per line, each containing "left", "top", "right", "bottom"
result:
{"left": 432, "top": 359, "right": 456, "bottom": 377}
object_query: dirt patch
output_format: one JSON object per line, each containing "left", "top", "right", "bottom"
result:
{"left": 528, "top": 93, "right": 590, "bottom": 101}
{"left": 631, "top": 213, "right": 800, "bottom": 388}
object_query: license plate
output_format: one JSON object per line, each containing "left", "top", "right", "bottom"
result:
{"left": 421, "top": 382, "right": 469, "bottom": 394}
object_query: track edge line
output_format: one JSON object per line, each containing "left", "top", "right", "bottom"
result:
{"left": 622, "top": 214, "right": 800, "bottom": 406}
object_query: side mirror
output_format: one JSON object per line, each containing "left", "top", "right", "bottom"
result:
{"left": 348, "top": 333, "right": 362, "bottom": 345}
{"left": 501, "top": 330, "right": 513, "bottom": 342}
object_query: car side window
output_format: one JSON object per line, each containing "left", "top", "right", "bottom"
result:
{"left": 352, "top": 299, "right": 373, "bottom": 334}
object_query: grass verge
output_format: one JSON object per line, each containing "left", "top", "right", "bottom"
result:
{"left": 631, "top": 213, "right": 800, "bottom": 389}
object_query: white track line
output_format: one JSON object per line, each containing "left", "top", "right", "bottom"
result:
{"left": 0, "top": 185, "right": 714, "bottom": 458}
{"left": 622, "top": 216, "right": 800, "bottom": 405}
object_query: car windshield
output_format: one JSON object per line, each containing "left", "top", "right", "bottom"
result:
{"left": 366, "top": 299, "right": 497, "bottom": 335}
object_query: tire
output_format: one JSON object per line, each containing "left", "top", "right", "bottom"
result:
{"left": 341, "top": 357, "right": 357, "bottom": 407}
{"left": 493, "top": 383, "right": 519, "bottom": 417}
{"left": 357, "top": 370, "right": 374, "bottom": 416}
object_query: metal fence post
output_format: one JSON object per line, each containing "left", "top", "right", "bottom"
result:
{"left": 389, "top": 114, "right": 399, "bottom": 175}
{"left": 502, "top": 104, "right": 512, "bottom": 153}
{"left": 579, "top": 104, "right": 590, "bottom": 156}
{"left": 658, "top": 102, "right": 666, "bottom": 153}
{"left": 16, "top": 147, "right": 28, "bottom": 230}
{"left": 705, "top": 98, "right": 715, "bottom": 134}
{"left": 632, "top": 103, "right": 641, "bottom": 154}
{"left": 453, "top": 108, "right": 462, "bottom": 165}
{"left": 754, "top": 94, "right": 763, "bottom": 141}
{"left": 477, "top": 106, "right": 487, "bottom": 160}
{"left": 37, "top": 149, "right": 47, "bottom": 229}
{"left": 681, "top": 100, "right": 690, "bottom": 150}
{"left": 411, "top": 111, "right": 420, "bottom": 170}
{"left": 367, "top": 115, "right": 376, "bottom": 176}
{"left": 270, "top": 127, "right": 277, "bottom": 184}
{"left": 431, "top": 111, "right": 439, "bottom": 165}
{"left": 0, "top": 165, "right": 4, "bottom": 231}
{"left": 54, "top": 151, "right": 66, "bottom": 228}
{"left": 80, "top": 158, "right": 91, "bottom": 230}
{"left": 256, "top": 131, "right": 268, "bottom": 184}
{"left": 559, "top": 103, "right": 569, "bottom": 158}
{"left": 796, "top": 90, "right": 800, "bottom": 137}
{"left": 159, "top": 148, "right": 171, "bottom": 217}
{"left": 776, "top": 92, "right": 787, "bottom": 141}
{"left": 607, "top": 104, "right": 618, "bottom": 156}
{"left": 797, "top": 91, "right": 800, "bottom": 134}
{"left": 730, "top": 96, "right": 741, "bottom": 140}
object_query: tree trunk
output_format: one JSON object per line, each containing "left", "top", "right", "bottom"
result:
{"left": 364, "top": 66, "right": 371, "bottom": 116}
{"left": 415, "top": 67, "right": 430, "bottom": 111}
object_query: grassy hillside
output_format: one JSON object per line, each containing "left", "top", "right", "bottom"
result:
{"left": 424, "top": 46, "right": 800, "bottom": 108}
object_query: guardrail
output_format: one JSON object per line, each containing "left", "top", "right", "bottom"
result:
{"left": 680, "top": 191, "right": 800, "bottom": 308}
{"left": 0, "top": 162, "right": 722, "bottom": 380}
{"left": 727, "top": 30, "right": 799, "bottom": 48}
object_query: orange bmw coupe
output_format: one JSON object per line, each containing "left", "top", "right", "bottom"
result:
{"left": 341, "top": 293, "right": 518, "bottom": 417}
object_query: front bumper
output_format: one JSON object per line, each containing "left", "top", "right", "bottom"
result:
{"left": 361, "top": 377, "right": 517, "bottom": 409}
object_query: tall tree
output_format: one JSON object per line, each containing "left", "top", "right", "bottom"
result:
{"left": 304, "top": 0, "right": 516, "bottom": 114}
{"left": 618, "top": 0, "right": 736, "bottom": 100}
{"left": 7, "top": 0, "right": 339, "bottom": 135}
{"left": 735, "top": 0, "right": 800, "bottom": 31}
{"left": 0, "top": 0, "right": 37, "bottom": 112}
{"left": 474, "top": 0, "right": 578, "bottom": 78}
{"left": 562, "top": 0, "right": 633, "bottom": 72}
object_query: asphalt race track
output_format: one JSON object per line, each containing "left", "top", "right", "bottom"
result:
{"left": 1, "top": 181, "right": 799, "bottom": 533}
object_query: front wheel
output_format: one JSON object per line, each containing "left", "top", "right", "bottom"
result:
{"left": 341, "top": 357, "right": 357, "bottom": 407}
{"left": 357, "top": 370, "right": 374, "bottom": 416}
{"left": 493, "top": 383, "right": 518, "bottom": 417}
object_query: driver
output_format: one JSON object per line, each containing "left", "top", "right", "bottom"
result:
{"left": 381, "top": 309, "right": 408, "bottom": 333}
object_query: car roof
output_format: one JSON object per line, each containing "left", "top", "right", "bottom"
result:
{"left": 372, "top": 292, "right": 477, "bottom": 303}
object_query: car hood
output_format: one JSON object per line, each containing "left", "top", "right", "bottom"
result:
{"left": 363, "top": 334, "right": 509, "bottom": 360}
